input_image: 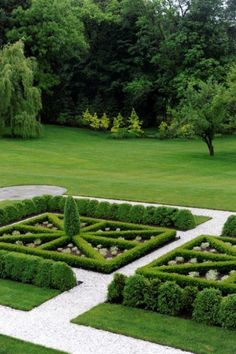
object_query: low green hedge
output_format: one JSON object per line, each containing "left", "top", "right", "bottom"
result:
{"left": 222, "top": 215, "right": 236, "bottom": 237}
{"left": 137, "top": 235, "right": 236, "bottom": 295}
{"left": 0, "top": 195, "right": 197, "bottom": 230}
{"left": 0, "top": 250, "right": 76, "bottom": 291}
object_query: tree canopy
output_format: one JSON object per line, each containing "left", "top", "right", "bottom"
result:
{"left": 0, "top": 41, "right": 42, "bottom": 138}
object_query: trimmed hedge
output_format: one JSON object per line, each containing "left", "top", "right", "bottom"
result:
{"left": 137, "top": 235, "right": 236, "bottom": 295}
{"left": 218, "top": 294, "right": 236, "bottom": 329}
{"left": 222, "top": 215, "right": 236, "bottom": 237}
{"left": 107, "top": 273, "right": 127, "bottom": 303}
{"left": 0, "top": 250, "right": 76, "bottom": 291}
{"left": 64, "top": 197, "right": 80, "bottom": 238}
{"left": 0, "top": 195, "right": 197, "bottom": 230}
{"left": 193, "top": 288, "right": 222, "bottom": 326}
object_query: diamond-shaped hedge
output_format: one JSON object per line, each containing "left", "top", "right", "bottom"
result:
{"left": 0, "top": 213, "right": 176, "bottom": 273}
{"left": 138, "top": 235, "right": 236, "bottom": 295}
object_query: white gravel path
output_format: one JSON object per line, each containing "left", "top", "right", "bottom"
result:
{"left": 0, "top": 195, "right": 235, "bottom": 354}
{"left": 0, "top": 185, "right": 67, "bottom": 201}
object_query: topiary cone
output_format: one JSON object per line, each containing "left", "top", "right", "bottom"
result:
{"left": 64, "top": 196, "right": 80, "bottom": 239}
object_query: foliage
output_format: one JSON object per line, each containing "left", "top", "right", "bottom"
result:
{"left": 158, "top": 122, "right": 177, "bottom": 140}
{"left": 193, "top": 288, "right": 222, "bottom": 325}
{"left": 173, "top": 79, "right": 226, "bottom": 156}
{"left": 100, "top": 113, "right": 110, "bottom": 130}
{"left": 144, "top": 278, "right": 161, "bottom": 311}
{"left": 181, "top": 286, "right": 199, "bottom": 315}
{"left": 123, "top": 274, "right": 149, "bottom": 308}
{"left": 222, "top": 215, "right": 236, "bottom": 237}
{"left": 128, "top": 109, "right": 143, "bottom": 136}
{"left": 158, "top": 281, "right": 183, "bottom": 316}
{"left": 174, "top": 209, "right": 196, "bottom": 231}
{"left": 111, "top": 113, "right": 124, "bottom": 133}
{"left": 218, "top": 295, "right": 236, "bottom": 329}
{"left": 0, "top": 41, "right": 42, "bottom": 138}
{"left": 64, "top": 197, "right": 80, "bottom": 238}
{"left": 51, "top": 262, "right": 77, "bottom": 291}
{"left": 107, "top": 273, "right": 127, "bottom": 304}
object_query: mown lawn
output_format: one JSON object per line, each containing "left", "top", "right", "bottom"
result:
{"left": 0, "top": 279, "right": 60, "bottom": 310}
{"left": 0, "top": 125, "right": 235, "bottom": 211}
{"left": 72, "top": 303, "right": 236, "bottom": 354}
{"left": 0, "top": 334, "right": 66, "bottom": 354}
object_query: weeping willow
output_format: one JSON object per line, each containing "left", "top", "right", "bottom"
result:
{"left": 0, "top": 41, "right": 42, "bottom": 138}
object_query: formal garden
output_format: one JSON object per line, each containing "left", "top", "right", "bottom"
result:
{"left": 0, "top": 0, "right": 236, "bottom": 353}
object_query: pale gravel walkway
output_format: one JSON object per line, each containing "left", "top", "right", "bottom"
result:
{"left": 0, "top": 185, "right": 67, "bottom": 201}
{"left": 0, "top": 195, "right": 235, "bottom": 354}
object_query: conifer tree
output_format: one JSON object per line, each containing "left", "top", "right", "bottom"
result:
{"left": 64, "top": 197, "right": 80, "bottom": 239}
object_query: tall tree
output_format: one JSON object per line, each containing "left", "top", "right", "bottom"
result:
{"left": 0, "top": 41, "right": 42, "bottom": 138}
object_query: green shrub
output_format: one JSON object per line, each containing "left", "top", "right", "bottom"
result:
{"left": 128, "top": 205, "right": 145, "bottom": 223}
{"left": 181, "top": 286, "right": 199, "bottom": 315}
{"left": 32, "top": 196, "right": 48, "bottom": 213}
{"left": 4, "top": 205, "right": 19, "bottom": 223}
{"left": 95, "top": 201, "right": 111, "bottom": 219}
{"left": 21, "top": 199, "right": 37, "bottom": 216}
{"left": 48, "top": 196, "right": 64, "bottom": 212}
{"left": 117, "top": 203, "right": 132, "bottom": 222}
{"left": 123, "top": 274, "right": 149, "bottom": 308}
{"left": 193, "top": 288, "right": 222, "bottom": 326}
{"left": 218, "top": 295, "right": 236, "bottom": 329}
{"left": 158, "top": 281, "right": 183, "bottom": 316}
{"left": 222, "top": 216, "right": 236, "bottom": 237}
{"left": 0, "top": 208, "right": 8, "bottom": 226}
{"left": 76, "top": 199, "right": 90, "bottom": 215}
{"left": 64, "top": 196, "right": 80, "bottom": 238}
{"left": 87, "top": 200, "right": 99, "bottom": 217}
{"left": 154, "top": 207, "right": 177, "bottom": 227}
{"left": 174, "top": 209, "right": 196, "bottom": 230}
{"left": 51, "top": 262, "right": 77, "bottom": 291}
{"left": 142, "top": 206, "right": 156, "bottom": 225}
{"left": 106, "top": 203, "right": 119, "bottom": 219}
{"left": 107, "top": 273, "right": 127, "bottom": 304}
{"left": 34, "top": 259, "right": 54, "bottom": 288}
{"left": 144, "top": 278, "right": 161, "bottom": 311}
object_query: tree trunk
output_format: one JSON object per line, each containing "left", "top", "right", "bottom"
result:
{"left": 204, "top": 137, "right": 215, "bottom": 156}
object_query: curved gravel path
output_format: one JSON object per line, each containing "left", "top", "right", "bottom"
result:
{"left": 0, "top": 195, "right": 235, "bottom": 354}
{"left": 0, "top": 185, "right": 67, "bottom": 201}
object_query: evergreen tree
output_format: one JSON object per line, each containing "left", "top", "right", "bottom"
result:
{"left": 64, "top": 197, "right": 80, "bottom": 239}
{"left": 0, "top": 41, "right": 42, "bottom": 138}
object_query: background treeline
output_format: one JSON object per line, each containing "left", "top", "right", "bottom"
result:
{"left": 1, "top": 0, "right": 236, "bottom": 127}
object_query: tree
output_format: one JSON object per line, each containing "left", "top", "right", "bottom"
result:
{"left": 64, "top": 197, "right": 80, "bottom": 239}
{"left": 0, "top": 41, "right": 42, "bottom": 138}
{"left": 173, "top": 79, "right": 226, "bottom": 156}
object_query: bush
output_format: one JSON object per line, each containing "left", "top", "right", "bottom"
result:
{"left": 181, "top": 286, "right": 199, "bottom": 315}
{"left": 107, "top": 273, "right": 127, "bottom": 304}
{"left": 218, "top": 295, "right": 236, "bottom": 329}
{"left": 158, "top": 281, "right": 183, "bottom": 316}
{"left": 95, "top": 201, "right": 111, "bottom": 219}
{"left": 142, "top": 206, "right": 156, "bottom": 225}
{"left": 193, "top": 288, "right": 222, "bottom": 326}
{"left": 128, "top": 205, "right": 145, "bottom": 224}
{"left": 86, "top": 199, "right": 99, "bottom": 217}
{"left": 34, "top": 259, "right": 54, "bottom": 288}
{"left": 48, "top": 196, "right": 64, "bottom": 212}
{"left": 154, "top": 207, "right": 177, "bottom": 227}
{"left": 32, "top": 196, "right": 48, "bottom": 213}
{"left": 51, "top": 262, "right": 77, "bottom": 291}
{"left": 0, "top": 208, "right": 9, "bottom": 226}
{"left": 76, "top": 199, "right": 90, "bottom": 215}
{"left": 4, "top": 205, "right": 19, "bottom": 223}
{"left": 144, "top": 278, "right": 161, "bottom": 311}
{"left": 106, "top": 203, "right": 119, "bottom": 220}
{"left": 174, "top": 209, "right": 196, "bottom": 230}
{"left": 222, "top": 215, "right": 236, "bottom": 237}
{"left": 117, "top": 203, "right": 132, "bottom": 222}
{"left": 64, "top": 197, "right": 80, "bottom": 238}
{"left": 123, "top": 275, "right": 149, "bottom": 308}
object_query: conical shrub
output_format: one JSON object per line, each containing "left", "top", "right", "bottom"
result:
{"left": 64, "top": 197, "right": 80, "bottom": 239}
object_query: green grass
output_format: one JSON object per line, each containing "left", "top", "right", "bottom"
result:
{"left": 195, "top": 215, "right": 211, "bottom": 225}
{"left": 0, "top": 279, "right": 60, "bottom": 310}
{"left": 0, "top": 125, "right": 235, "bottom": 211}
{"left": 0, "top": 334, "right": 66, "bottom": 354}
{"left": 72, "top": 303, "right": 236, "bottom": 354}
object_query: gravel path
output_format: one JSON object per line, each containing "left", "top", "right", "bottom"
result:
{"left": 0, "top": 185, "right": 67, "bottom": 201}
{"left": 0, "top": 195, "right": 235, "bottom": 354}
